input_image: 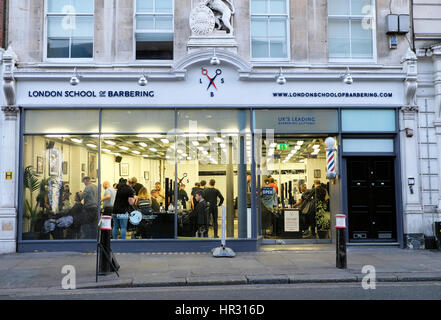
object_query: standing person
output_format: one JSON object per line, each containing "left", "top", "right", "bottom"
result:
{"left": 193, "top": 190, "right": 209, "bottom": 238}
{"left": 200, "top": 180, "right": 207, "bottom": 190}
{"left": 178, "top": 184, "right": 189, "bottom": 209}
{"left": 155, "top": 182, "right": 165, "bottom": 204}
{"left": 112, "top": 178, "right": 135, "bottom": 240}
{"left": 101, "top": 181, "right": 116, "bottom": 216}
{"left": 129, "top": 177, "right": 144, "bottom": 196}
{"left": 79, "top": 176, "right": 98, "bottom": 239}
{"left": 268, "top": 177, "right": 278, "bottom": 194}
{"left": 246, "top": 174, "right": 252, "bottom": 192}
{"left": 203, "top": 179, "right": 224, "bottom": 238}
{"left": 191, "top": 182, "right": 202, "bottom": 210}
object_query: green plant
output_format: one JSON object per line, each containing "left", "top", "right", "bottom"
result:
{"left": 23, "top": 166, "right": 40, "bottom": 220}
{"left": 315, "top": 200, "right": 330, "bottom": 230}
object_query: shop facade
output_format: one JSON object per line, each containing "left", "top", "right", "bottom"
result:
{"left": 1, "top": 0, "right": 423, "bottom": 253}
{"left": 0, "top": 49, "right": 411, "bottom": 252}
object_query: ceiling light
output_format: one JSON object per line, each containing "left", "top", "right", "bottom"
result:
{"left": 214, "top": 137, "right": 223, "bottom": 143}
{"left": 192, "top": 141, "right": 199, "bottom": 146}
{"left": 197, "top": 146, "right": 204, "bottom": 151}
{"left": 142, "top": 154, "right": 149, "bottom": 158}
{"left": 313, "top": 145, "right": 320, "bottom": 149}
{"left": 132, "top": 150, "right": 141, "bottom": 155}
{"left": 161, "top": 139, "right": 170, "bottom": 144}
{"left": 297, "top": 141, "right": 304, "bottom": 146}
{"left": 270, "top": 143, "right": 277, "bottom": 148}
{"left": 295, "top": 145, "right": 301, "bottom": 150}
{"left": 119, "top": 146, "right": 129, "bottom": 150}
{"left": 87, "top": 144, "right": 97, "bottom": 148}
{"left": 220, "top": 143, "right": 226, "bottom": 148}
{"left": 102, "top": 148, "right": 111, "bottom": 153}
{"left": 139, "top": 142, "right": 147, "bottom": 147}
{"left": 113, "top": 153, "right": 121, "bottom": 156}
{"left": 71, "top": 138, "right": 83, "bottom": 143}
{"left": 149, "top": 148, "right": 157, "bottom": 152}
{"left": 104, "top": 140, "right": 116, "bottom": 145}
{"left": 177, "top": 149, "right": 184, "bottom": 154}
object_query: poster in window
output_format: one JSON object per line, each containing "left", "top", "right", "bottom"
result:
{"left": 284, "top": 210, "right": 300, "bottom": 232}
{"left": 88, "top": 152, "right": 97, "bottom": 181}
{"left": 120, "top": 163, "right": 129, "bottom": 176}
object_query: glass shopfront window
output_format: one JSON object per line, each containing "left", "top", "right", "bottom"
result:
{"left": 176, "top": 109, "right": 251, "bottom": 239}
{"left": 22, "top": 134, "right": 100, "bottom": 240}
{"left": 254, "top": 109, "right": 338, "bottom": 241}
{"left": 99, "top": 134, "right": 176, "bottom": 240}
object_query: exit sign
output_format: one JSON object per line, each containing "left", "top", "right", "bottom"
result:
{"left": 278, "top": 144, "right": 289, "bottom": 150}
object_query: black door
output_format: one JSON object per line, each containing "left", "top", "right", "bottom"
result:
{"left": 347, "top": 157, "right": 397, "bottom": 241}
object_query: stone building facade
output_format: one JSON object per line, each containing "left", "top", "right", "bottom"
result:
{"left": 2, "top": 0, "right": 436, "bottom": 253}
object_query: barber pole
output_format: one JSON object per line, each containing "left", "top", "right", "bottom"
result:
{"left": 327, "top": 150, "right": 336, "bottom": 178}
{"left": 325, "top": 137, "right": 337, "bottom": 179}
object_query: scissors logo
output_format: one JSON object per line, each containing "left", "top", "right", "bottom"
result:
{"left": 200, "top": 67, "right": 224, "bottom": 96}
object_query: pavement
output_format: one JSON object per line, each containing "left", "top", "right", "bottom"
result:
{"left": 0, "top": 244, "right": 441, "bottom": 294}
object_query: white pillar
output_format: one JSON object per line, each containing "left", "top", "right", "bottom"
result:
{"left": 0, "top": 47, "right": 18, "bottom": 254}
{"left": 0, "top": 106, "right": 19, "bottom": 253}
{"left": 400, "top": 49, "right": 425, "bottom": 248}
{"left": 432, "top": 45, "right": 441, "bottom": 214}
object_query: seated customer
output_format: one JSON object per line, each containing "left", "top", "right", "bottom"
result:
{"left": 150, "top": 189, "right": 161, "bottom": 213}
{"left": 136, "top": 187, "right": 152, "bottom": 215}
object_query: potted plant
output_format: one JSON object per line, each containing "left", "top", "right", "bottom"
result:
{"left": 315, "top": 200, "right": 330, "bottom": 239}
{"left": 23, "top": 166, "right": 40, "bottom": 239}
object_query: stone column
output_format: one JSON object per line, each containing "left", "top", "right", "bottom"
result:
{"left": 0, "top": 106, "right": 19, "bottom": 253}
{"left": 0, "top": 47, "right": 19, "bottom": 254}
{"left": 400, "top": 49, "right": 425, "bottom": 249}
{"left": 432, "top": 45, "right": 441, "bottom": 215}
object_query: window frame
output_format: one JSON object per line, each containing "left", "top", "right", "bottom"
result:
{"left": 133, "top": 0, "right": 175, "bottom": 62}
{"left": 327, "top": 0, "right": 377, "bottom": 63}
{"left": 250, "top": 0, "right": 291, "bottom": 62}
{"left": 44, "top": 0, "right": 95, "bottom": 62}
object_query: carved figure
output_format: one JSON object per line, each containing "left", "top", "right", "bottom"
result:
{"left": 202, "top": 0, "right": 235, "bottom": 34}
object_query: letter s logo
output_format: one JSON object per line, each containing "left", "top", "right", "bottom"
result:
{"left": 62, "top": 5, "right": 76, "bottom": 31}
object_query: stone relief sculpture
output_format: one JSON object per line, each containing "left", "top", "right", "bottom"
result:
{"left": 190, "top": 0, "right": 235, "bottom": 36}
{"left": 204, "top": 0, "right": 235, "bottom": 34}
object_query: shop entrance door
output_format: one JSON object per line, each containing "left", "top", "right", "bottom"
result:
{"left": 347, "top": 157, "right": 397, "bottom": 242}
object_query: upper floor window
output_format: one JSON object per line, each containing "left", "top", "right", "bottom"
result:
{"left": 250, "top": 0, "right": 289, "bottom": 60}
{"left": 135, "top": 0, "right": 174, "bottom": 60}
{"left": 46, "top": 0, "right": 94, "bottom": 59}
{"left": 328, "top": 0, "right": 376, "bottom": 61}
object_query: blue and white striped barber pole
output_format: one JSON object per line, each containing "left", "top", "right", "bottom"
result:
{"left": 325, "top": 137, "right": 337, "bottom": 179}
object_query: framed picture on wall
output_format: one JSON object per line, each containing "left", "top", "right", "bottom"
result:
{"left": 62, "top": 161, "right": 68, "bottom": 175}
{"left": 314, "top": 169, "right": 321, "bottom": 179}
{"left": 81, "top": 163, "right": 86, "bottom": 172}
{"left": 120, "top": 163, "right": 129, "bottom": 176}
{"left": 49, "top": 149, "right": 59, "bottom": 176}
{"left": 36, "top": 156, "right": 44, "bottom": 174}
{"left": 88, "top": 152, "right": 97, "bottom": 181}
